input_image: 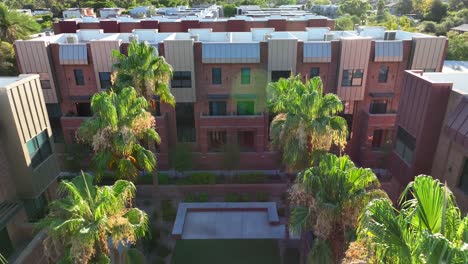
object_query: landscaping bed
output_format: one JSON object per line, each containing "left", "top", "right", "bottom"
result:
{"left": 158, "top": 172, "right": 284, "bottom": 185}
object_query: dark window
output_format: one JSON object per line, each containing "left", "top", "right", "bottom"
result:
{"left": 208, "top": 131, "right": 227, "bottom": 152}
{"left": 0, "top": 228, "right": 13, "bottom": 259}
{"left": 372, "top": 129, "right": 392, "bottom": 149}
{"left": 310, "top": 67, "right": 320, "bottom": 78}
{"left": 394, "top": 126, "right": 415, "bottom": 164}
{"left": 22, "top": 194, "right": 48, "bottom": 222}
{"left": 343, "top": 113, "right": 353, "bottom": 140}
{"left": 459, "top": 159, "right": 468, "bottom": 194}
{"left": 241, "top": 68, "right": 251, "bottom": 84}
{"left": 46, "top": 104, "right": 64, "bottom": 143}
{"left": 176, "top": 103, "right": 196, "bottom": 142}
{"left": 26, "top": 130, "right": 52, "bottom": 168}
{"left": 99, "top": 72, "right": 112, "bottom": 89}
{"left": 171, "top": 71, "right": 192, "bottom": 88}
{"left": 212, "top": 68, "right": 222, "bottom": 85}
{"left": 342, "top": 69, "right": 364, "bottom": 86}
{"left": 209, "top": 101, "right": 227, "bottom": 116}
{"left": 271, "top": 71, "right": 291, "bottom": 82}
{"left": 76, "top": 102, "right": 92, "bottom": 117}
{"left": 378, "top": 66, "right": 389, "bottom": 83}
{"left": 237, "top": 101, "right": 255, "bottom": 115}
{"left": 40, "top": 80, "right": 51, "bottom": 89}
{"left": 369, "top": 100, "right": 388, "bottom": 114}
{"left": 73, "top": 69, "right": 85, "bottom": 86}
{"left": 238, "top": 131, "right": 255, "bottom": 152}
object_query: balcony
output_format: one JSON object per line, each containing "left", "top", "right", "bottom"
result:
{"left": 199, "top": 112, "right": 265, "bottom": 128}
{"left": 364, "top": 111, "right": 397, "bottom": 128}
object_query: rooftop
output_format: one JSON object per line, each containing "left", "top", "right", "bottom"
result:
{"left": 451, "top": 24, "right": 468, "bottom": 32}
{"left": 443, "top": 60, "right": 468, "bottom": 73}
{"left": 420, "top": 72, "right": 468, "bottom": 95}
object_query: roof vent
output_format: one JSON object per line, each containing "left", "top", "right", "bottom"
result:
{"left": 190, "top": 34, "right": 199, "bottom": 42}
{"left": 263, "top": 33, "right": 272, "bottom": 41}
{"left": 323, "top": 33, "right": 334, "bottom": 41}
{"left": 128, "top": 34, "right": 139, "bottom": 43}
{"left": 66, "top": 35, "right": 78, "bottom": 44}
{"left": 384, "top": 31, "right": 396, "bottom": 40}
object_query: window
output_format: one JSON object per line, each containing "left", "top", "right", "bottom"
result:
{"left": 99, "top": 72, "right": 112, "bottom": 89}
{"left": 271, "top": 71, "right": 291, "bottom": 82}
{"left": 209, "top": 101, "right": 227, "bottom": 116}
{"left": 394, "top": 126, "right": 415, "bottom": 164}
{"left": 26, "top": 130, "right": 52, "bottom": 168}
{"left": 208, "top": 131, "right": 227, "bottom": 152}
{"left": 212, "top": 68, "right": 222, "bottom": 85}
{"left": 171, "top": 71, "right": 192, "bottom": 88}
{"left": 46, "top": 104, "right": 64, "bottom": 143}
{"left": 23, "top": 194, "right": 47, "bottom": 222}
{"left": 378, "top": 66, "right": 389, "bottom": 83}
{"left": 0, "top": 228, "right": 13, "bottom": 259}
{"left": 241, "top": 68, "right": 251, "bottom": 84}
{"left": 76, "top": 102, "right": 92, "bottom": 117}
{"left": 369, "top": 100, "right": 388, "bottom": 114}
{"left": 176, "top": 103, "right": 196, "bottom": 142}
{"left": 238, "top": 131, "right": 255, "bottom": 152}
{"left": 459, "top": 159, "right": 468, "bottom": 194}
{"left": 237, "top": 101, "right": 255, "bottom": 115}
{"left": 40, "top": 80, "right": 51, "bottom": 89}
{"left": 342, "top": 69, "right": 364, "bottom": 86}
{"left": 73, "top": 69, "right": 85, "bottom": 86}
{"left": 310, "top": 67, "right": 320, "bottom": 78}
{"left": 372, "top": 129, "right": 392, "bottom": 149}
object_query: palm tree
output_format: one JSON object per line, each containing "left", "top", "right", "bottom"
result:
{"left": 76, "top": 87, "right": 159, "bottom": 181}
{"left": 358, "top": 175, "right": 468, "bottom": 263}
{"left": 289, "top": 154, "right": 384, "bottom": 263}
{"left": 112, "top": 40, "right": 175, "bottom": 107}
{"left": 0, "top": 4, "right": 40, "bottom": 43}
{"left": 38, "top": 172, "right": 149, "bottom": 264}
{"left": 268, "top": 75, "right": 348, "bottom": 171}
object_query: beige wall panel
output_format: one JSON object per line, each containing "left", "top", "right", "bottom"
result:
{"left": 90, "top": 40, "right": 121, "bottom": 89}
{"left": 336, "top": 38, "right": 372, "bottom": 101}
{"left": 164, "top": 40, "right": 196, "bottom": 102}
{"left": 410, "top": 37, "right": 446, "bottom": 71}
{"left": 268, "top": 39, "right": 297, "bottom": 72}
{"left": 21, "top": 82, "right": 41, "bottom": 135}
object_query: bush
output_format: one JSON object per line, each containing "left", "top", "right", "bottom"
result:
{"left": 184, "top": 192, "right": 209, "bottom": 202}
{"left": 158, "top": 173, "right": 169, "bottom": 185}
{"left": 255, "top": 192, "right": 270, "bottom": 202}
{"left": 233, "top": 172, "right": 267, "bottom": 184}
{"left": 156, "top": 244, "right": 171, "bottom": 258}
{"left": 225, "top": 193, "right": 250, "bottom": 202}
{"left": 161, "top": 200, "right": 177, "bottom": 222}
{"left": 177, "top": 172, "right": 216, "bottom": 185}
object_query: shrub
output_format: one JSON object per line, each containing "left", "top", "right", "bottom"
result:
{"left": 233, "top": 172, "right": 267, "bottom": 184}
{"left": 161, "top": 200, "right": 177, "bottom": 222}
{"left": 158, "top": 173, "right": 169, "bottom": 185}
{"left": 156, "top": 244, "right": 171, "bottom": 258}
{"left": 177, "top": 172, "right": 216, "bottom": 185}
{"left": 184, "top": 192, "right": 209, "bottom": 202}
{"left": 256, "top": 192, "right": 270, "bottom": 202}
{"left": 225, "top": 193, "right": 250, "bottom": 202}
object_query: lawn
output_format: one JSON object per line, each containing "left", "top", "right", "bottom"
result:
{"left": 172, "top": 239, "right": 281, "bottom": 264}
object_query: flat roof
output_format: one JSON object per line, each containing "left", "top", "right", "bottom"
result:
{"left": 443, "top": 60, "right": 468, "bottom": 73}
{"left": 422, "top": 72, "right": 468, "bottom": 95}
{"left": 0, "top": 75, "right": 39, "bottom": 89}
{"left": 451, "top": 24, "right": 468, "bottom": 32}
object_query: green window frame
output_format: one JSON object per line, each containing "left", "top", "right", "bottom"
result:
{"left": 237, "top": 101, "right": 255, "bottom": 116}
{"left": 241, "top": 68, "right": 251, "bottom": 84}
{"left": 26, "top": 130, "right": 52, "bottom": 168}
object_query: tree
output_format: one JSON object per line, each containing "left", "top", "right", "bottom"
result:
{"left": 268, "top": 76, "right": 347, "bottom": 171}
{"left": 396, "top": 0, "right": 414, "bottom": 15}
{"left": 425, "top": 0, "right": 448, "bottom": 23}
{"left": 447, "top": 31, "right": 468, "bottom": 61}
{"left": 448, "top": 0, "right": 468, "bottom": 10}
{"left": 0, "top": 41, "right": 17, "bottom": 76}
{"left": 223, "top": 4, "right": 237, "bottom": 17}
{"left": 38, "top": 172, "right": 149, "bottom": 264}
{"left": 335, "top": 15, "right": 357, "bottom": 30}
{"left": 314, "top": 0, "right": 332, "bottom": 5}
{"left": 0, "top": 3, "right": 40, "bottom": 43}
{"left": 112, "top": 40, "right": 175, "bottom": 107}
{"left": 76, "top": 87, "right": 159, "bottom": 181}
{"left": 412, "top": 0, "right": 432, "bottom": 15}
{"left": 376, "top": 0, "right": 386, "bottom": 22}
{"left": 289, "top": 154, "right": 384, "bottom": 263}
{"left": 338, "top": 0, "right": 371, "bottom": 21}
{"left": 358, "top": 175, "right": 468, "bottom": 263}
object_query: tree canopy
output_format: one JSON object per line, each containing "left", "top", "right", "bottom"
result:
{"left": 338, "top": 0, "right": 371, "bottom": 21}
{"left": 0, "top": 3, "right": 40, "bottom": 43}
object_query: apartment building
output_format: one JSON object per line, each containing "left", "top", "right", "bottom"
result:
{"left": 13, "top": 23, "right": 447, "bottom": 171}
{"left": 0, "top": 74, "right": 59, "bottom": 263}
{"left": 390, "top": 71, "right": 468, "bottom": 211}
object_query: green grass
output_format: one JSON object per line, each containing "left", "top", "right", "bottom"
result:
{"left": 172, "top": 239, "right": 281, "bottom": 264}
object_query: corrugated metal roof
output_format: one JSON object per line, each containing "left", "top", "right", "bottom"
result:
{"left": 445, "top": 98, "right": 468, "bottom": 148}
{"left": 59, "top": 44, "right": 88, "bottom": 65}
{"left": 0, "top": 201, "right": 22, "bottom": 230}
{"left": 202, "top": 43, "right": 260, "bottom": 63}
{"left": 303, "top": 42, "right": 331, "bottom": 63}
{"left": 374, "top": 41, "right": 403, "bottom": 62}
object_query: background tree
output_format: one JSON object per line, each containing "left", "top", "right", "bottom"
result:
{"left": 77, "top": 87, "right": 159, "bottom": 181}
{"left": 358, "top": 175, "right": 468, "bottom": 263}
{"left": 223, "top": 4, "right": 237, "bottom": 17}
{"left": 447, "top": 31, "right": 468, "bottom": 61}
{"left": 289, "top": 154, "right": 384, "bottom": 263}
{"left": 313, "top": 0, "right": 332, "bottom": 4}
{"left": 338, "top": 0, "right": 371, "bottom": 22}
{"left": 376, "top": 0, "right": 386, "bottom": 22}
{"left": 396, "top": 0, "right": 414, "bottom": 15}
{"left": 0, "top": 3, "right": 40, "bottom": 43}
{"left": 268, "top": 76, "right": 348, "bottom": 171}
{"left": 0, "top": 41, "right": 17, "bottom": 76}
{"left": 425, "top": 0, "right": 448, "bottom": 23}
{"left": 412, "top": 0, "right": 432, "bottom": 16}
{"left": 38, "top": 172, "right": 149, "bottom": 264}
{"left": 335, "top": 15, "right": 359, "bottom": 30}
{"left": 112, "top": 41, "right": 175, "bottom": 107}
